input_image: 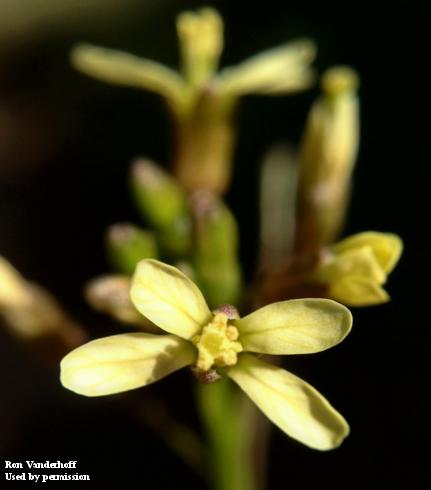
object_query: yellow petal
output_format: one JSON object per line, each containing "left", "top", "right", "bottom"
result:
{"left": 130, "top": 259, "right": 211, "bottom": 339}
{"left": 217, "top": 39, "right": 316, "bottom": 95}
{"left": 321, "top": 246, "right": 386, "bottom": 285}
{"left": 71, "top": 43, "right": 187, "bottom": 111}
{"left": 236, "top": 299, "right": 351, "bottom": 355}
{"left": 329, "top": 277, "right": 389, "bottom": 306}
{"left": 331, "top": 231, "right": 403, "bottom": 274}
{"left": 0, "top": 256, "right": 29, "bottom": 306}
{"left": 60, "top": 333, "right": 195, "bottom": 397}
{"left": 228, "top": 355, "right": 349, "bottom": 450}
{"left": 256, "top": 67, "right": 315, "bottom": 94}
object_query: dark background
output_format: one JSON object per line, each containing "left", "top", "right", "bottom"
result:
{"left": 0, "top": 0, "right": 427, "bottom": 487}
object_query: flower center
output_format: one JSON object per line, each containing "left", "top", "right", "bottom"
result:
{"left": 192, "top": 312, "right": 242, "bottom": 371}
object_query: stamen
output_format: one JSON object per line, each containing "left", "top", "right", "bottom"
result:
{"left": 192, "top": 312, "right": 242, "bottom": 371}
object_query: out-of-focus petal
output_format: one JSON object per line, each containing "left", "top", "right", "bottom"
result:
{"left": 0, "top": 256, "right": 29, "bottom": 306}
{"left": 71, "top": 43, "right": 186, "bottom": 110}
{"left": 217, "top": 39, "right": 316, "bottom": 95}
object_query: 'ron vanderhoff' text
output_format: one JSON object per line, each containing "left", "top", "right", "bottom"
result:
{"left": 5, "top": 460, "right": 77, "bottom": 469}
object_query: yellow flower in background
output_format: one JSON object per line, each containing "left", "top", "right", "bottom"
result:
{"left": 0, "top": 256, "right": 83, "bottom": 342}
{"left": 61, "top": 259, "right": 352, "bottom": 450}
{"left": 72, "top": 8, "right": 315, "bottom": 115}
{"left": 314, "top": 232, "right": 403, "bottom": 306}
{"left": 71, "top": 7, "right": 315, "bottom": 194}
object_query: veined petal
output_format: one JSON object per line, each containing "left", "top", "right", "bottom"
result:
{"left": 236, "top": 299, "right": 351, "bottom": 355}
{"left": 71, "top": 44, "right": 187, "bottom": 110}
{"left": 131, "top": 259, "right": 211, "bottom": 339}
{"left": 227, "top": 354, "right": 349, "bottom": 450}
{"left": 329, "top": 277, "right": 389, "bottom": 306}
{"left": 331, "top": 232, "right": 403, "bottom": 274}
{"left": 60, "top": 333, "right": 195, "bottom": 397}
{"left": 321, "top": 246, "right": 386, "bottom": 285}
{"left": 217, "top": 39, "right": 316, "bottom": 96}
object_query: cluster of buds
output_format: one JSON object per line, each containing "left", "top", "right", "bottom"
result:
{"left": 257, "top": 65, "right": 402, "bottom": 308}
{"left": 86, "top": 157, "right": 242, "bottom": 325}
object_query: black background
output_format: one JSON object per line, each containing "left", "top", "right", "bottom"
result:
{"left": 0, "top": 0, "right": 428, "bottom": 487}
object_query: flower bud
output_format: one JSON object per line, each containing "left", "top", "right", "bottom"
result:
{"left": 106, "top": 222, "right": 158, "bottom": 275}
{"left": 296, "top": 66, "right": 360, "bottom": 252}
{"left": 191, "top": 191, "right": 242, "bottom": 307}
{"left": 130, "top": 158, "right": 191, "bottom": 256}
{"left": 0, "top": 256, "right": 86, "bottom": 362}
{"left": 85, "top": 274, "right": 159, "bottom": 331}
{"left": 177, "top": 7, "right": 224, "bottom": 87}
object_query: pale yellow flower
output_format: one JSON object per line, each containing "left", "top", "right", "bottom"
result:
{"left": 313, "top": 232, "right": 403, "bottom": 306}
{"left": 71, "top": 8, "right": 315, "bottom": 116}
{"left": 71, "top": 8, "right": 315, "bottom": 194}
{"left": 61, "top": 259, "right": 352, "bottom": 450}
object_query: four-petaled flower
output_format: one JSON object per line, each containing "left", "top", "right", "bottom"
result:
{"left": 61, "top": 259, "right": 352, "bottom": 450}
{"left": 70, "top": 7, "right": 315, "bottom": 194}
{"left": 313, "top": 231, "right": 403, "bottom": 306}
{"left": 71, "top": 8, "right": 315, "bottom": 118}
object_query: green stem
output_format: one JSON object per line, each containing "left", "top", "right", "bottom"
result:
{"left": 196, "top": 378, "right": 258, "bottom": 490}
{"left": 135, "top": 397, "right": 206, "bottom": 475}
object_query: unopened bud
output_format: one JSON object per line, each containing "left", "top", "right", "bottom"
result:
{"left": 0, "top": 256, "right": 86, "bottom": 362}
{"left": 0, "top": 256, "right": 29, "bottom": 307}
{"left": 296, "top": 66, "right": 360, "bottom": 251}
{"left": 191, "top": 191, "right": 242, "bottom": 307}
{"left": 85, "top": 274, "right": 159, "bottom": 331}
{"left": 106, "top": 222, "right": 158, "bottom": 275}
{"left": 131, "top": 158, "right": 188, "bottom": 229}
{"left": 130, "top": 159, "right": 192, "bottom": 256}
